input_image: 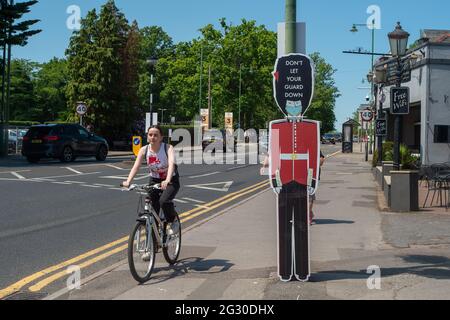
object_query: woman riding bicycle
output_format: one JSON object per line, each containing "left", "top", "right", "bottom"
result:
{"left": 123, "top": 125, "right": 180, "bottom": 231}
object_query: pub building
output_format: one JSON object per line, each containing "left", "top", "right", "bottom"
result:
{"left": 374, "top": 29, "right": 450, "bottom": 165}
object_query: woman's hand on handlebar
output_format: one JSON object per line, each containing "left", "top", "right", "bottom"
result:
{"left": 121, "top": 181, "right": 130, "bottom": 188}
{"left": 161, "top": 180, "right": 171, "bottom": 190}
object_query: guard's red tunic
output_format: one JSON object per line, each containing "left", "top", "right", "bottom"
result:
{"left": 269, "top": 119, "right": 320, "bottom": 193}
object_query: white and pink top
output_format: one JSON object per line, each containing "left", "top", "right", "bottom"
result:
{"left": 146, "top": 143, "right": 174, "bottom": 180}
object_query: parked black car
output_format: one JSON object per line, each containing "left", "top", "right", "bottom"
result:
{"left": 22, "top": 124, "right": 109, "bottom": 163}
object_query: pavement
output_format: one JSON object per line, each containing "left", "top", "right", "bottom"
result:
{"left": 45, "top": 147, "right": 450, "bottom": 300}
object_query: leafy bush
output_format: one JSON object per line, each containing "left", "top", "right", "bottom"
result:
{"left": 372, "top": 141, "right": 419, "bottom": 169}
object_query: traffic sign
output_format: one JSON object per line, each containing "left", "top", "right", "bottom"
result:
{"left": 132, "top": 136, "right": 142, "bottom": 157}
{"left": 391, "top": 87, "right": 410, "bottom": 115}
{"left": 273, "top": 53, "right": 315, "bottom": 117}
{"left": 361, "top": 109, "right": 374, "bottom": 122}
{"left": 76, "top": 103, "right": 88, "bottom": 116}
{"left": 225, "top": 113, "right": 233, "bottom": 130}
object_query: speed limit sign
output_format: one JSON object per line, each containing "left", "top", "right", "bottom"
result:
{"left": 76, "top": 103, "right": 88, "bottom": 116}
{"left": 361, "top": 109, "right": 374, "bottom": 122}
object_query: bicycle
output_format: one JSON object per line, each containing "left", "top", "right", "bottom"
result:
{"left": 122, "top": 183, "right": 182, "bottom": 283}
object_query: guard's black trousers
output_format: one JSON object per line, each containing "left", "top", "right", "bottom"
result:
{"left": 278, "top": 181, "right": 309, "bottom": 281}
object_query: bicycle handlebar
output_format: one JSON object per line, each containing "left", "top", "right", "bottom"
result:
{"left": 120, "top": 183, "right": 162, "bottom": 192}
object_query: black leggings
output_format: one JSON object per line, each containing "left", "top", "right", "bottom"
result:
{"left": 149, "top": 177, "right": 180, "bottom": 223}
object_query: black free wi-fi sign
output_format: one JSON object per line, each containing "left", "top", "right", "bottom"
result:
{"left": 391, "top": 87, "right": 410, "bottom": 115}
{"left": 273, "top": 54, "right": 315, "bottom": 117}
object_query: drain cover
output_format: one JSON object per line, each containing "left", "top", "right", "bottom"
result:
{"left": 3, "top": 291, "right": 48, "bottom": 300}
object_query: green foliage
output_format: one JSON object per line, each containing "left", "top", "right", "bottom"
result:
{"left": 372, "top": 141, "right": 420, "bottom": 169}
{"left": 0, "top": 1, "right": 41, "bottom": 47}
{"left": 65, "top": 0, "right": 138, "bottom": 139}
{"left": 306, "top": 53, "right": 340, "bottom": 133}
{"left": 8, "top": 58, "right": 68, "bottom": 122}
{"left": 8, "top": 59, "right": 36, "bottom": 121}
{"left": 5, "top": 2, "right": 340, "bottom": 140}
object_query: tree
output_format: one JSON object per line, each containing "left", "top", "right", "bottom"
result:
{"left": 137, "top": 26, "right": 174, "bottom": 120}
{"left": 33, "top": 58, "right": 68, "bottom": 122}
{"left": 8, "top": 58, "right": 35, "bottom": 120}
{"left": 0, "top": 0, "right": 41, "bottom": 119}
{"left": 306, "top": 52, "right": 340, "bottom": 133}
{"left": 0, "top": 0, "right": 41, "bottom": 155}
{"left": 66, "top": 0, "right": 138, "bottom": 141}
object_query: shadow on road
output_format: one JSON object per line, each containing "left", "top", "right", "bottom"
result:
{"left": 311, "top": 254, "right": 450, "bottom": 282}
{"left": 314, "top": 219, "right": 355, "bottom": 225}
{"left": 141, "top": 257, "right": 234, "bottom": 285}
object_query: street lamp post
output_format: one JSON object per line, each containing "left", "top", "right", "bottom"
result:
{"left": 147, "top": 57, "right": 158, "bottom": 126}
{"left": 239, "top": 64, "right": 242, "bottom": 131}
{"left": 374, "top": 66, "right": 387, "bottom": 166}
{"left": 351, "top": 20, "right": 377, "bottom": 156}
{"left": 388, "top": 22, "right": 410, "bottom": 171}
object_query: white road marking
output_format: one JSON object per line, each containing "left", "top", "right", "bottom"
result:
{"left": 173, "top": 199, "right": 188, "bottom": 204}
{"left": 194, "top": 205, "right": 211, "bottom": 210}
{"left": 52, "top": 182, "right": 73, "bottom": 185}
{"left": 0, "top": 170, "right": 30, "bottom": 175}
{"left": 0, "top": 178, "right": 43, "bottom": 183}
{"left": 182, "top": 197, "right": 206, "bottom": 204}
{"left": 227, "top": 165, "right": 248, "bottom": 171}
{"left": 185, "top": 181, "right": 233, "bottom": 192}
{"left": 109, "top": 188, "right": 124, "bottom": 191}
{"left": 64, "top": 181, "right": 84, "bottom": 184}
{"left": 188, "top": 172, "right": 220, "bottom": 179}
{"left": 82, "top": 185, "right": 101, "bottom": 188}
{"left": 93, "top": 183, "right": 115, "bottom": 188}
{"left": 335, "top": 173, "right": 353, "bottom": 175}
{"left": 11, "top": 172, "right": 26, "bottom": 180}
{"left": 64, "top": 167, "right": 83, "bottom": 174}
{"left": 100, "top": 174, "right": 150, "bottom": 181}
{"left": 105, "top": 164, "right": 127, "bottom": 171}
{"left": 31, "top": 172, "right": 100, "bottom": 180}
{"left": 31, "top": 178, "right": 56, "bottom": 182}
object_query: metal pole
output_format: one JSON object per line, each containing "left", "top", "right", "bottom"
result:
{"left": 377, "top": 84, "right": 384, "bottom": 166}
{"left": 208, "top": 65, "right": 212, "bottom": 129}
{"left": 239, "top": 64, "right": 242, "bottom": 130}
{"left": 285, "top": 0, "right": 296, "bottom": 54}
{"left": 199, "top": 46, "right": 203, "bottom": 116}
{"left": 150, "top": 74, "right": 154, "bottom": 126}
{"left": 393, "top": 57, "right": 402, "bottom": 170}
{"left": 369, "top": 20, "right": 375, "bottom": 155}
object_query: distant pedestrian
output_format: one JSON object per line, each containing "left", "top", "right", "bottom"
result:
{"left": 309, "top": 151, "right": 325, "bottom": 225}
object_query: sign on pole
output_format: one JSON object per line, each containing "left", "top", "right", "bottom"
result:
{"left": 273, "top": 54, "right": 315, "bottom": 117}
{"left": 391, "top": 87, "right": 410, "bottom": 115}
{"left": 76, "top": 102, "right": 88, "bottom": 126}
{"left": 201, "top": 109, "right": 209, "bottom": 129}
{"left": 376, "top": 120, "right": 387, "bottom": 137}
{"left": 225, "top": 113, "right": 233, "bottom": 130}
{"left": 132, "top": 136, "right": 142, "bottom": 157}
{"left": 361, "top": 109, "right": 374, "bottom": 122}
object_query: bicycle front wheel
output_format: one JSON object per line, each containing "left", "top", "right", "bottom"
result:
{"left": 163, "top": 214, "right": 182, "bottom": 265}
{"left": 128, "top": 222, "right": 156, "bottom": 283}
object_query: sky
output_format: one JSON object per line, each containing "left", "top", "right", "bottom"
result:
{"left": 13, "top": 0, "right": 450, "bottom": 130}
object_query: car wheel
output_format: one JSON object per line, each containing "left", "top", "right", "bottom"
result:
{"left": 60, "top": 146, "right": 74, "bottom": 163}
{"left": 27, "top": 156, "right": 40, "bottom": 164}
{"left": 96, "top": 145, "right": 107, "bottom": 161}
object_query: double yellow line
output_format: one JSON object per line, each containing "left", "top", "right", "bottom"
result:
{"left": 0, "top": 180, "right": 269, "bottom": 299}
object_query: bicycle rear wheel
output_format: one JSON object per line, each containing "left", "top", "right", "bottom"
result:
{"left": 163, "top": 214, "right": 182, "bottom": 265}
{"left": 128, "top": 222, "right": 156, "bottom": 283}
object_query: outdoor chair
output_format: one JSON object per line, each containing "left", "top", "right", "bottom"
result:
{"left": 423, "top": 164, "right": 450, "bottom": 209}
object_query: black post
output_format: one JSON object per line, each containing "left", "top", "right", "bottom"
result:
{"left": 377, "top": 84, "right": 384, "bottom": 166}
{"left": 393, "top": 57, "right": 402, "bottom": 170}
